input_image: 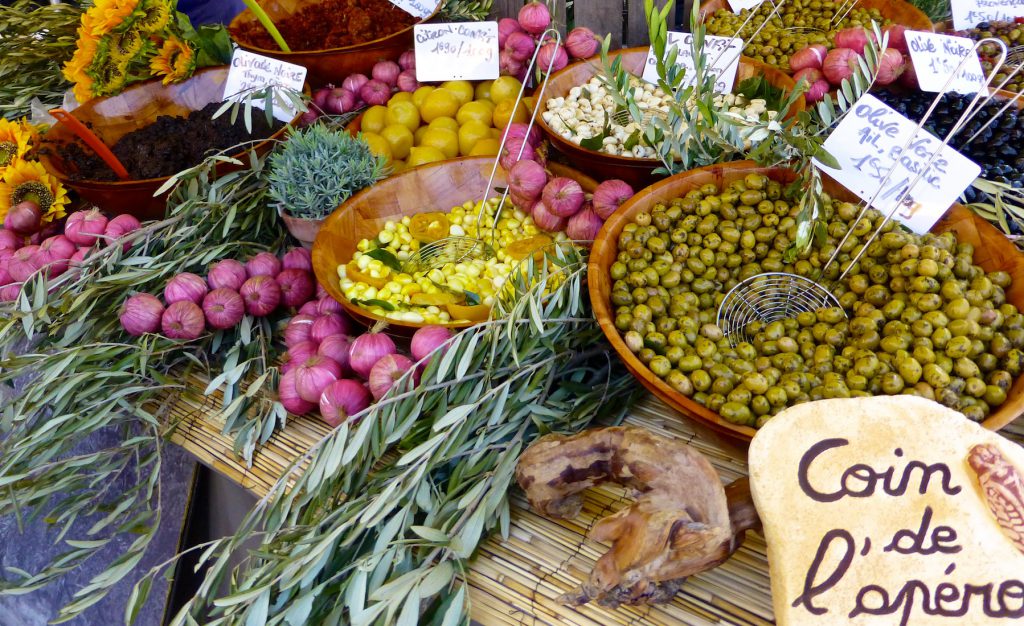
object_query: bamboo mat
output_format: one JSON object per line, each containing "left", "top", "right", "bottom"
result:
{"left": 166, "top": 378, "right": 1024, "bottom": 626}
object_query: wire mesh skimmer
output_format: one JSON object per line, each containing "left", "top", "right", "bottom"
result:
{"left": 718, "top": 36, "right": 1019, "bottom": 346}
{"left": 400, "top": 30, "right": 563, "bottom": 275}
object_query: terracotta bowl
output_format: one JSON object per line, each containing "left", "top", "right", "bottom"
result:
{"left": 37, "top": 66, "right": 302, "bottom": 220}
{"left": 311, "top": 156, "right": 597, "bottom": 334}
{"left": 699, "top": 0, "right": 934, "bottom": 38}
{"left": 589, "top": 160, "right": 1024, "bottom": 442}
{"left": 534, "top": 48, "right": 804, "bottom": 190}
{"left": 229, "top": 0, "right": 440, "bottom": 88}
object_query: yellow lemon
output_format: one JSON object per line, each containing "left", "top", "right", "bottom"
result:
{"left": 361, "top": 105, "right": 388, "bottom": 134}
{"left": 390, "top": 159, "right": 407, "bottom": 174}
{"left": 468, "top": 138, "right": 501, "bottom": 156}
{"left": 456, "top": 100, "right": 494, "bottom": 126}
{"left": 361, "top": 131, "right": 392, "bottom": 162}
{"left": 381, "top": 124, "right": 414, "bottom": 160}
{"left": 522, "top": 96, "right": 536, "bottom": 113}
{"left": 419, "top": 88, "right": 460, "bottom": 122}
{"left": 440, "top": 80, "right": 474, "bottom": 107}
{"left": 492, "top": 98, "right": 528, "bottom": 128}
{"left": 390, "top": 91, "right": 413, "bottom": 104}
{"left": 412, "top": 85, "right": 436, "bottom": 109}
{"left": 419, "top": 127, "right": 459, "bottom": 159}
{"left": 427, "top": 116, "right": 459, "bottom": 132}
{"left": 407, "top": 146, "right": 446, "bottom": 167}
{"left": 489, "top": 76, "right": 522, "bottom": 104}
{"left": 384, "top": 100, "right": 421, "bottom": 133}
{"left": 490, "top": 128, "right": 502, "bottom": 139}
{"left": 414, "top": 126, "right": 430, "bottom": 145}
{"left": 474, "top": 80, "right": 494, "bottom": 101}
{"left": 458, "top": 120, "right": 492, "bottom": 156}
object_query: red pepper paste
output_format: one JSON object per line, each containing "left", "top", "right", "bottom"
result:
{"left": 232, "top": 0, "right": 419, "bottom": 51}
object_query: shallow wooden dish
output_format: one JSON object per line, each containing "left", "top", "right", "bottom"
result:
{"left": 699, "top": 0, "right": 934, "bottom": 35}
{"left": 312, "top": 156, "right": 597, "bottom": 333}
{"left": 37, "top": 67, "right": 301, "bottom": 220}
{"left": 535, "top": 48, "right": 804, "bottom": 190}
{"left": 229, "top": 0, "right": 439, "bottom": 88}
{"left": 589, "top": 160, "right": 1024, "bottom": 441}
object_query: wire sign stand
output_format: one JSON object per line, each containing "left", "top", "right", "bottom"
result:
{"left": 717, "top": 37, "right": 1019, "bottom": 346}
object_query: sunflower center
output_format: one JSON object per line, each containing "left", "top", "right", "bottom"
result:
{"left": 138, "top": 1, "right": 172, "bottom": 33}
{"left": 0, "top": 142, "right": 16, "bottom": 168}
{"left": 11, "top": 181, "right": 53, "bottom": 213}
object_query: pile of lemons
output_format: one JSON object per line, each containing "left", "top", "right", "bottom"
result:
{"left": 359, "top": 77, "right": 532, "bottom": 173}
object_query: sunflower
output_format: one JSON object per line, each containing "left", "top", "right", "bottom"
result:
{"left": 0, "top": 160, "right": 69, "bottom": 224}
{"left": 108, "top": 27, "right": 145, "bottom": 65}
{"left": 86, "top": 0, "right": 141, "bottom": 38}
{"left": 136, "top": 0, "right": 173, "bottom": 34}
{"left": 63, "top": 27, "right": 102, "bottom": 101}
{"left": 150, "top": 37, "right": 196, "bottom": 85}
{"left": 0, "top": 119, "right": 34, "bottom": 169}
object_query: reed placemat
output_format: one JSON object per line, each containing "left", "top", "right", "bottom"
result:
{"left": 166, "top": 377, "right": 1024, "bottom": 626}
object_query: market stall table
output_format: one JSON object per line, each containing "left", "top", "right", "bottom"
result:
{"left": 163, "top": 375, "right": 1024, "bottom": 625}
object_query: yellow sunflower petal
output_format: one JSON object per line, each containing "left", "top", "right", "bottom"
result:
{"left": 0, "top": 160, "right": 68, "bottom": 224}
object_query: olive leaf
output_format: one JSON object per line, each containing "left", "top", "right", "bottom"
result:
{"left": 364, "top": 248, "right": 403, "bottom": 272}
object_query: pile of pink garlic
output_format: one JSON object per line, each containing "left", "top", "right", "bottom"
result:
{"left": 0, "top": 207, "right": 141, "bottom": 302}
{"left": 279, "top": 321, "right": 453, "bottom": 427}
{"left": 498, "top": 2, "right": 601, "bottom": 80}
{"left": 304, "top": 54, "right": 418, "bottom": 122}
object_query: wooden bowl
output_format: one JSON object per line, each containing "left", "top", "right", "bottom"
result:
{"left": 699, "top": 0, "right": 934, "bottom": 35}
{"left": 589, "top": 160, "right": 1024, "bottom": 441}
{"left": 229, "top": 0, "right": 440, "bottom": 88}
{"left": 312, "top": 156, "right": 598, "bottom": 334}
{"left": 37, "top": 66, "right": 301, "bottom": 220}
{"left": 534, "top": 48, "right": 804, "bottom": 190}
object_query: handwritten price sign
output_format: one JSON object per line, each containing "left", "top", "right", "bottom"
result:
{"left": 728, "top": 0, "right": 766, "bottom": 12}
{"left": 642, "top": 32, "right": 743, "bottom": 93}
{"left": 389, "top": 0, "right": 439, "bottom": 18}
{"left": 223, "top": 50, "right": 307, "bottom": 122}
{"left": 813, "top": 94, "right": 980, "bottom": 234}
{"left": 905, "top": 31, "right": 985, "bottom": 95}
{"left": 414, "top": 22, "right": 499, "bottom": 82}
{"left": 951, "top": 0, "right": 1024, "bottom": 31}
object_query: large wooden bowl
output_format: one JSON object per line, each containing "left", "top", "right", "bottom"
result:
{"left": 229, "top": 0, "right": 440, "bottom": 88}
{"left": 699, "top": 0, "right": 934, "bottom": 36}
{"left": 535, "top": 48, "right": 804, "bottom": 190}
{"left": 589, "top": 160, "right": 1024, "bottom": 442}
{"left": 37, "top": 67, "right": 301, "bottom": 220}
{"left": 312, "top": 156, "right": 598, "bottom": 333}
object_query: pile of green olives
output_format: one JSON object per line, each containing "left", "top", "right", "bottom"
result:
{"left": 609, "top": 173, "right": 1022, "bottom": 428}
{"left": 946, "top": 21, "right": 1024, "bottom": 95}
{"left": 704, "top": 0, "right": 889, "bottom": 71}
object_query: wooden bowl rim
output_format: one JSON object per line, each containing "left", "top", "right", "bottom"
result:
{"left": 39, "top": 66, "right": 306, "bottom": 188}
{"left": 311, "top": 155, "right": 596, "bottom": 330}
{"left": 535, "top": 48, "right": 802, "bottom": 169}
{"left": 229, "top": 1, "right": 440, "bottom": 56}
{"left": 589, "top": 160, "right": 1024, "bottom": 440}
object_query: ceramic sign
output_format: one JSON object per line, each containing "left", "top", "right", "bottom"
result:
{"left": 813, "top": 93, "right": 981, "bottom": 234}
{"left": 223, "top": 49, "right": 307, "bottom": 122}
{"left": 641, "top": 32, "right": 743, "bottom": 93}
{"left": 750, "top": 396, "right": 1024, "bottom": 626}
{"left": 414, "top": 22, "right": 499, "bottom": 82}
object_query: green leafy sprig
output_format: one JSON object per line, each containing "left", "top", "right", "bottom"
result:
{"left": 439, "top": 0, "right": 494, "bottom": 21}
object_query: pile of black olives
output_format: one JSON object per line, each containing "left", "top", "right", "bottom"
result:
{"left": 609, "top": 173, "right": 1022, "bottom": 428}
{"left": 873, "top": 90, "right": 1024, "bottom": 221}
{"left": 704, "top": 0, "right": 888, "bottom": 71}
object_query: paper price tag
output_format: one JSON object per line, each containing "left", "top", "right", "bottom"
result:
{"left": 389, "top": 0, "right": 439, "bottom": 19}
{"left": 813, "top": 94, "right": 980, "bottom": 234}
{"left": 414, "top": 22, "right": 499, "bottom": 82}
{"left": 728, "top": 0, "right": 766, "bottom": 12}
{"left": 223, "top": 49, "right": 307, "bottom": 122}
{"left": 951, "top": 0, "right": 1024, "bottom": 30}
{"left": 905, "top": 31, "right": 985, "bottom": 95}
{"left": 642, "top": 32, "right": 743, "bottom": 94}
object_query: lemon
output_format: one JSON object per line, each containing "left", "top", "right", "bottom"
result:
{"left": 474, "top": 80, "right": 494, "bottom": 101}
{"left": 440, "top": 80, "right": 474, "bottom": 107}
{"left": 456, "top": 100, "right": 494, "bottom": 126}
{"left": 412, "top": 85, "right": 436, "bottom": 109}
{"left": 361, "top": 131, "right": 392, "bottom": 162}
{"left": 458, "top": 120, "right": 492, "bottom": 156}
{"left": 420, "top": 88, "right": 459, "bottom": 123}
{"left": 468, "top": 138, "right": 501, "bottom": 156}
{"left": 381, "top": 124, "right": 414, "bottom": 160}
{"left": 414, "top": 126, "right": 430, "bottom": 145}
{"left": 385, "top": 100, "right": 421, "bottom": 133}
{"left": 361, "top": 105, "right": 388, "bottom": 134}
{"left": 419, "top": 127, "right": 459, "bottom": 159}
{"left": 492, "top": 98, "right": 528, "bottom": 128}
{"left": 489, "top": 76, "right": 522, "bottom": 105}
{"left": 490, "top": 128, "right": 502, "bottom": 139}
{"left": 407, "top": 146, "right": 446, "bottom": 167}
{"left": 427, "top": 116, "right": 459, "bottom": 132}
{"left": 390, "top": 159, "right": 407, "bottom": 174}
{"left": 390, "top": 91, "right": 413, "bottom": 104}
